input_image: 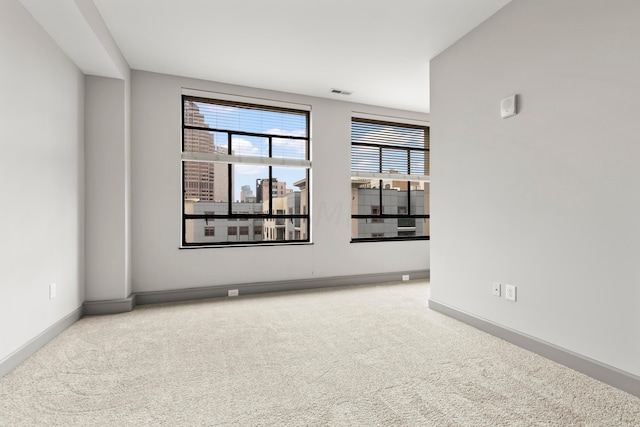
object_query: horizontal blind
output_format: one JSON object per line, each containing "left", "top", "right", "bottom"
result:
{"left": 183, "top": 96, "right": 310, "bottom": 167}
{"left": 184, "top": 96, "right": 308, "bottom": 141}
{"left": 351, "top": 118, "right": 429, "bottom": 177}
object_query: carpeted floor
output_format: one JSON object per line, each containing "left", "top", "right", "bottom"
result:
{"left": 1, "top": 280, "right": 639, "bottom": 426}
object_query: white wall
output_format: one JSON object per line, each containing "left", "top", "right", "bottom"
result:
{"left": 85, "top": 76, "right": 131, "bottom": 301}
{"left": 0, "top": 0, "right": 84, "bottom": 362}
{"left": 131, "top": 71, "right": 429, "bottom": 293}
{"left": 430, "top": 0, "right": 640, "bottom": 376}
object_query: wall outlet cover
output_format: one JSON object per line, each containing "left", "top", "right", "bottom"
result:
{"left": 228, "top": 289, "right": 239, "bottom": 297}
{"left": 505, "top": 284, "right": 517, "bottom": 301}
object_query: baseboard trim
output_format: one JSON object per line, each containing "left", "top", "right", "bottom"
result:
{"left": 0, "top": 307, "right": 83, "bottom": 378}
{"left": 428, "top": 299, "right": 640, "bottom": 398}
{"left": 83, "top": 294, "right": 137, "bottom": 315}
{"left": 136, "top": 270, "right": 430, "bottom": 306}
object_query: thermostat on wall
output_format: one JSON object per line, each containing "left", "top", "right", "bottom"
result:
{"left": 501, "top": 94, "right": 517, "bottom": 119}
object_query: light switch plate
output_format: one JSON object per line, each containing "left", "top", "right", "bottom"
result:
{"left": 501, "top": 95, "right": 517, "bottom": 119}
{"left": 492, "top": 282, "right": 501, "bottom": 297}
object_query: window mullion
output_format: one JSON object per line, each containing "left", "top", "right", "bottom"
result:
{"left": 227, "top": 133, "right": 233, "bottom": 216}
{"left": 379, "top": 180, "right": 383, "bottom": 217}
{"left": 269, "top": 166, "right": 273, "bottom": 216}
{"left": 407, "top": 181, "right": 411, "bottom": 215}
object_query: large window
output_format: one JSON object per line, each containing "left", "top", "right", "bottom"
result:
{"left": 350, "top": 117, "right": 429, "bottom": 242}
{"left": 182, "top": 93, "right": 310, "bottom": 246}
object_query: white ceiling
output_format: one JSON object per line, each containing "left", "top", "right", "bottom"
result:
{"left": 24, "top": 0, "right": 512, "bottom": 113}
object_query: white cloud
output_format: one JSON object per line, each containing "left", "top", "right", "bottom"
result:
{"left": 235, "top": 164, "right": 268, "bottom": 175}
{"left": 265, "top": 128, "right": 307, "bottom": 158}
{"left": 231, "top": 137, "right": 262, "bottom": 156}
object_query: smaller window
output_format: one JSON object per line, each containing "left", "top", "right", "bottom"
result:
{"left": 372, "top": 206, "right": 384, "bottom": 223}
{"left": 228, "top": 226, "right": 237, "bottom": 236}
{"left": 204, "top": 226, "right": 215, "bottom": 236}
{"left": 239, "top": 226, "right": 249, "bottom": 235}
{"left": 254, "top": 226, "right": 262, "bottom": 235}
{"left": 372, "top": 233, "right": 384, "bottom": 238}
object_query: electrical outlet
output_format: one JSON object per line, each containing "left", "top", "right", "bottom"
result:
{"left": 492, "top": 282, "right": 501, "bottom": 297}
{"left": 505, "top": 284, "right": 517, "bottom": 302}
{"left": 228, "top": 289, "right": 239, "bottom": 297}
{"left": 402, "top": 275, "right": 410, "bottom": 281}
{"left": 49, "top": 283, "right": 56, "bottom": 299}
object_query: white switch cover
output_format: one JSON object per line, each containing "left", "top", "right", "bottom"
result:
{"left": 492, "top": 282, "right": 501, "bottom": 297}
{"left": 501, "top": 95, "right": 517, "bottom": 119}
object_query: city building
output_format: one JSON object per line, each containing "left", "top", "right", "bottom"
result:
{"left": 239, "top": 185, "right": 253, "bottom": 203}
{"left": 184, "top": 200, "right": 264, "bottom": 244}
{"left": 182, "top": 100, "right": 229, "bottom": 202}
{"left": 350, "top": 181, "right": 429, "bottom": 239}
{"left": 256, "top": 178, "right": 287, "bottom": 203}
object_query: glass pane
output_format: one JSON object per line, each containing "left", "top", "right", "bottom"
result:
{"left": 271, "top": 167, "right": 307, "bottom": 216}
{"left": 231, "top": 135, "right": 268, "bottom": 157}
{"left": 351, "top": 182, "right": 378, "bottom": 216}
{"left": 381, "top": 148, "right": 408, "bottom": 174}
{"left": 409, "top": 182, "right": 429, "bottom": 216}
{"left": 184, "top": 99, "right": 217, "bottom": 128}
{"left": 185, "top": 218, "right": 265, "bottom": 244}
{"left": 351, "top": 218, "right": 389, "bottom": 239}
{"left": 233, "top": 164, "right": 268, "bottom": 205}
{"left": 183, "top": 129, "right": 228, "bottom": 154}
{"left": 351, "top": 119, "right": 425, "bottom": 149}
{"left": 185, "top": 99, "right": 307, "bottom": 137}
{"left": 418, "top": 218, "right": 430, "bottom": 237}
{"left": 262, "top": 217, "right": 307, "bottom": 242}
{"left": 183, "top": 161, "right": 229, "bottom": 204}
{"left": 351, "top": 146, "right": 380, "bottom": 173}
{"left": 271, "top": 137, "right": 307, "bottom": 160}
{"left": 409, "top": 150, "right": 426, "bottom": 175}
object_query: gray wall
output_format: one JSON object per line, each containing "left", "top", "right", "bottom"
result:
{"left": 430, "top": 0, "right": 640, "bottom": 377}
{"left": 0, "top": 0, "right": 85, "bottom": 362}
{"left": 131, "top": 71, "right": 430, "bottom": 293}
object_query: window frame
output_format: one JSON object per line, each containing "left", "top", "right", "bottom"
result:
{"left": 181, "top": 92, "right": 311, "bottom": 247}
{"left": 350, "top": 116, "right": 430, "bottom": 243}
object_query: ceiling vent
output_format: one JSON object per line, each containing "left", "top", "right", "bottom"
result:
{"left": 331, "top": 88, "right": 352, "bottom": 96}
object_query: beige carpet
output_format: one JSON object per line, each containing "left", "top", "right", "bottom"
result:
{"left": 1, "top": 280, "right": 639, "bottom": 426}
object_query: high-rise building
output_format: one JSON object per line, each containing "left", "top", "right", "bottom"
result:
{"left": 240, "top": 185, "right": 254, "bottom": 202}
{"left": 255, "top": 178, "right": 287, "bottom": 204}
{"left": 183, "top": 100, "right": 228, "bottom": 202}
